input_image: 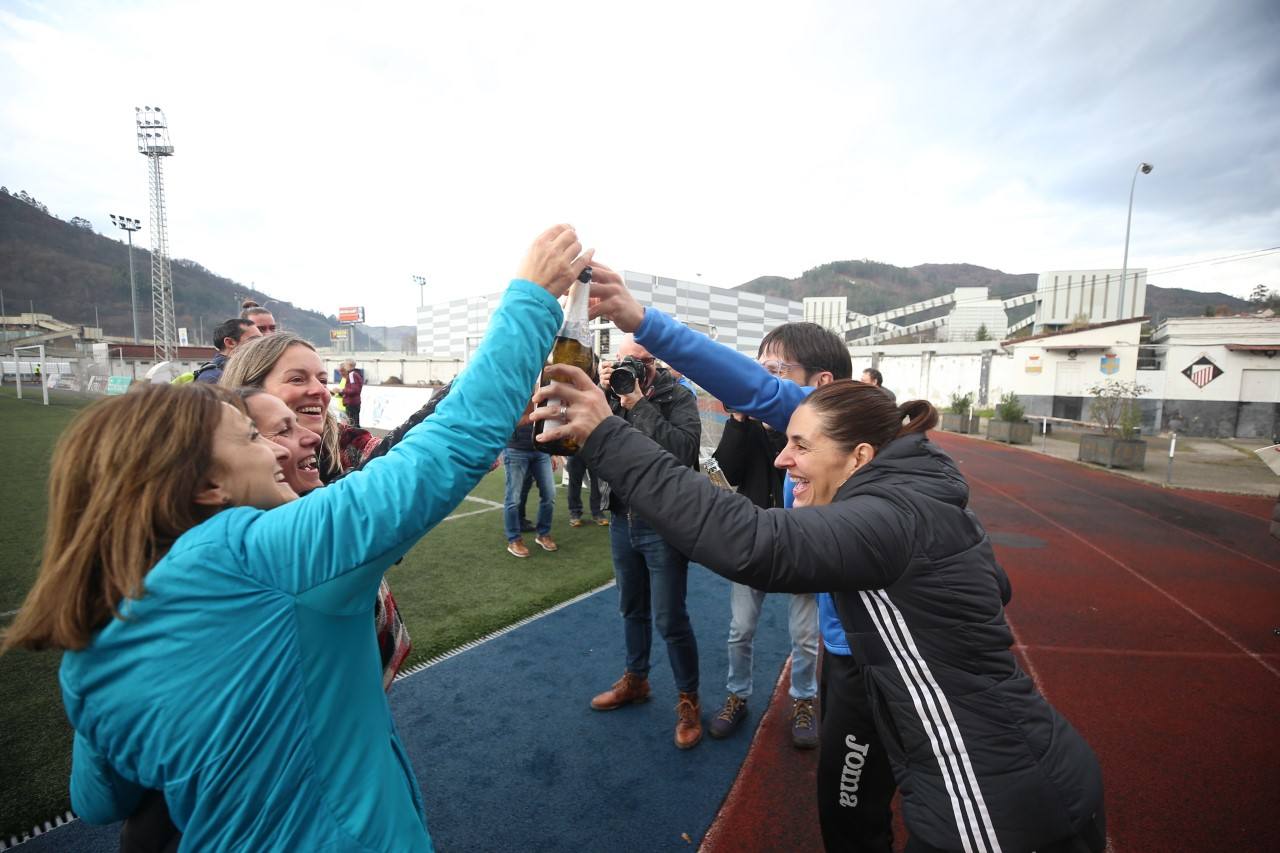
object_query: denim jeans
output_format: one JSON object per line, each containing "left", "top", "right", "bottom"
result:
{"left": 565, "top": 455, "right": 603, "bottom": 519}
{"left": 726, "top": 583, "right": 818, "bottom": 700}
{"left": 503, "top": 449, "right": 554, "bottom": 541}
{"left": 610, "top": 512, "right": 699, "bottom": 693}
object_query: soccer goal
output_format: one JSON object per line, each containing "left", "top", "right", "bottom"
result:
{"left": 12, "top": 344, "right": 49, "bottom": 406}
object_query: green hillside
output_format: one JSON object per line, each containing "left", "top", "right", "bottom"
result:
{"left": 0, "top": 189, "right": 341, "bottom": 347}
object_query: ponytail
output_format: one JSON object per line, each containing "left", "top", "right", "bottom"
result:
{"left": 896, "top": 399, "right": 938, "bottom": 437}
{"left": 240, "top": 300, "right": 271, "bottom": 322}
{"left": 804, "top": 380, "right": 939, "bottom": 455}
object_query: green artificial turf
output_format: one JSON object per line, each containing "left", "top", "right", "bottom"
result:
{"left": 0, "top": 387, "right": 612, "bottom": 839}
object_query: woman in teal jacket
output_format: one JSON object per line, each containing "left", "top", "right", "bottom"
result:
{"left": 3, "top": 226, "right": 591, "bottom": 852}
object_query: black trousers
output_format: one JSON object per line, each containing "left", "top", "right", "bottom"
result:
{"left": 818, "top": 651, "right": 897, "bottom": 853}
{"left": 346, "top": 403, "right": 361, "bottom": 428}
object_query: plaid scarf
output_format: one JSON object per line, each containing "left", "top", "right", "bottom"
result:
{"left": 375, "top": 579, "right": 412, "bottom": 691}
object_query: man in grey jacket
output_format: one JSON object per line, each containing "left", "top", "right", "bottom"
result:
{"left": 588, "top": 335, "right": 704, "bottom": 749}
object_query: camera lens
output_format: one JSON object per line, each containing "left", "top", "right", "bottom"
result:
{"left": 612, "top": 366, "right": 636, "bottom": 395}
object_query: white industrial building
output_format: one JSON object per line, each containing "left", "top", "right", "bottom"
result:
{"left": 1142, "top": 316, "right": 1280, "bottom": 439}
{"left": 852, "top": 315, "right": 1280, "bottom": 439}
{"left": 416, "top": 270, "right": 803, "bottom": 361}
{"left": 943, "top": 287, "right": 1009, "bottom": 342}
{"left": 1034, "top": 268, "right": 1147, "bottom": 333}
{"left": 804, "top": 296, "right": 848, "bottom": 331}
{"left": 847, "top": 338, "right": 1013, "bottom": 410}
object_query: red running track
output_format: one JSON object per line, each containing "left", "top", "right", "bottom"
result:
{"left": 705, "top": 432, "right": 1280, "bottom": 853}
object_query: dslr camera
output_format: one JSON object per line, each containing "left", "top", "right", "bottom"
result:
{"left": 609, "top": 355, "right": 650, "bottom": 396}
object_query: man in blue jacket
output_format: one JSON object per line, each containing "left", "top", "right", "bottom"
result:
{"left": 708, "top": 322, "right": 851, "bottom": 753}
{"left": 586, "top": 263, "right": 896, "bottom": 852}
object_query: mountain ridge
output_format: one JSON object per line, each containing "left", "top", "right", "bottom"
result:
{"left": 735, "top": 259, "right": 1251, "bottom": 324}
{"left": 1, "top": 188, "right": 1252, "bottom": 350}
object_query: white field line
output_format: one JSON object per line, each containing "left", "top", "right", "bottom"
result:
{"left": 393, "top": 580, "right": 615, "bottom": 683}
{"left": 2, "top": 811, "right": 77, "bottom": 851}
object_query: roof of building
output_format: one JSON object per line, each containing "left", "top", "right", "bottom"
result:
{"left": 1224, "top": 343, "right": 1280, "bottom": 352}
{"left": 1001, "top": 316, "right": 1148, "bottom": 347}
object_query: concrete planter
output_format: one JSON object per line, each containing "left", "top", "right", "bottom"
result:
{"left": 1078, "top": 433, "right": 1148, "bottom": 470}
{"left": 987, "top": 420, "right": 1033, "bottom": 444}
{"left": 941, "top": 413, "right": 980, "bottom": 434}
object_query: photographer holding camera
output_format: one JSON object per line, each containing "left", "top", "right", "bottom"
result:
{"left": 588, "top": 336, "right": 704, "bottom": 748}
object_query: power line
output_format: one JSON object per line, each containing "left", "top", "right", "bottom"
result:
{"left": 1142, "top": 246, "right": 1280, "bottom": 277}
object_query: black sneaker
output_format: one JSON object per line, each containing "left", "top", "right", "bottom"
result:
{"left": 708, "top": 694, "right": 747, "bottom": 739}
{"left": 520, "top": 518, "right": 535, "bottom": 533}
{"left": 791, "top": 698, "right": 818, "bottom": 749}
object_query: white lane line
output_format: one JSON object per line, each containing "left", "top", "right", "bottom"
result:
{"left": 1006, "top": 618, "right": 1046, "bottom": 698}
{"left": 968, "top": 471, "right": 1280, "bottom": 680}
{"left": 963, "top": 441, "right": 1279, "bottom": 575}
{"left": 1017, "top": 644, "right": 1280, "bottom": 661}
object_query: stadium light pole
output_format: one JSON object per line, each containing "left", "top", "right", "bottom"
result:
{"left": 110, "top": 214, "right": 143, "bottom": 342}
{"left": 413, "top": 274, "right": 426, "bottom": 307}
{"left": 1118, "top": 162, "right": 1153, "bottom": 320}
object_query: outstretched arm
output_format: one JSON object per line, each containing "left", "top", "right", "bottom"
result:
{"left": 532, "top": 366, "right": 913, "bottom": 593}
{"left": 244, "top": 227, "right": 591, "bottom": 598}
{"left": 588, "top": 263, "right": 808, "bottom": 431}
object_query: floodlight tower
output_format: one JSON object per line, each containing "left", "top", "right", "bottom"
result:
{"left": 136, "top": 106, "right": 178, "bottom": 361}
{"left": 109, "top": 214, "right": 142, "bottom": 342}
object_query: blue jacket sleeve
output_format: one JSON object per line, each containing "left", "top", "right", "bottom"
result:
{"left": 239, "top": 278, "right": 561, "bottom": 599}
{"left": 70, "top": 731, "right": 146, "bottom": 824}
{"left": 634, "top": 308, "right": 811, "bottom": 432}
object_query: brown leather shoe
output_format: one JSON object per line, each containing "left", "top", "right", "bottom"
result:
{"left": 675, "top": 692, "right": 703, "bottom": 749}
{"left": 534, "top": 534, "right": 558, "bottom": 552}
{"left": 506, "top": 538, "right": 530, "bottom": 558}
{"left": 590, "top": 672, "right": 651, "bottom": 711}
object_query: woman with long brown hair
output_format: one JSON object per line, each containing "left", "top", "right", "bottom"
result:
{"left": 533, "top": 371, "right": 1106, "bottom": 853}
{"left": 2, "top": 225, "right": 589, "bottom": 852}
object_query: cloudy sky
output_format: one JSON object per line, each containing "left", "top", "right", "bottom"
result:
{"left": 2, "top": 0, "right": 1277, "bottom": 326}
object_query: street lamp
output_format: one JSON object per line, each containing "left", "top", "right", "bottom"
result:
{"left": 1118, "top": 162, "right": 1153, "bottom": 320}
{"left": 110, "top": 214, "right": 142, "bottom": 342}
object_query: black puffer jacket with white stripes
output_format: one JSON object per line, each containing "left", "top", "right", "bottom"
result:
{"left": 582, "top": 418, "right": 1104, "bottom": 853}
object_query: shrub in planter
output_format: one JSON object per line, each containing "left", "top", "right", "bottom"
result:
{"left": 987, "top": 392, "right": 1032, "bottom": 443}
{"left": 1079, "top": 380, "right": 1149, "bottom": 469}
{"left": 941, "top": 391, "right": 978, "bottom": 433}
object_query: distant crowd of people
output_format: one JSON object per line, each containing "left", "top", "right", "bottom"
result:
{"left": 2, "top": 226, "right": 1105, "bottom": 852}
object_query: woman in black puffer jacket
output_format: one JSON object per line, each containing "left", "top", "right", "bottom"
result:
{"left": 534, "top": 370, "right": 1106, "bottom": 853}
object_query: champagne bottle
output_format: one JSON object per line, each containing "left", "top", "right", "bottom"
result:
{"left": 534, "top": 267, "right": 596, "bottom": 455}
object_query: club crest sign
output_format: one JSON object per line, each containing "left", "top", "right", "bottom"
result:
{"left": 1181, "top": 356, "right": 1223, "bottom": 389}
{"left": 1099, "top": 353, "right": 1119, "bottom": 375}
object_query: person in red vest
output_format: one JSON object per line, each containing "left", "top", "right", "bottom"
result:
{"left": 339, "top": 359, "right": 365, "bottom": 428}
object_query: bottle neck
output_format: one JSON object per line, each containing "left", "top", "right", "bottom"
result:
{"left": 558, "top": 281, "right": 591, "bottom": 345}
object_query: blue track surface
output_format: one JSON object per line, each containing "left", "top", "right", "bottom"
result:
{"left": 11, "top": 567, "right": 798, "bottom": 852}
